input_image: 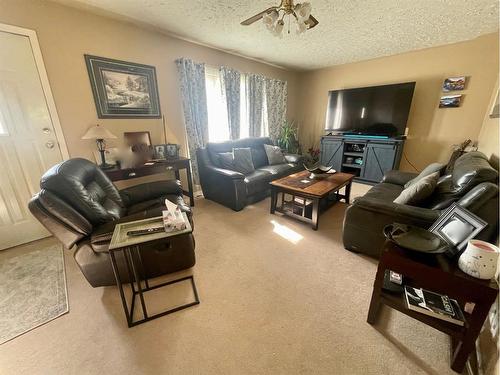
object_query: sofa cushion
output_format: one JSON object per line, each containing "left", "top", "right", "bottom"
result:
{"left": 362, "top": 183, "right": 404, "bottom": 202}
{"left": 394, "top": 172, "right": 439, "bottom": 205}
{"left": 206, "top": 137, "right": 273, "bottom": 168}
{"left": 257, "top": 163, "right": 299, "bottom": 178}
{"left": 244, "top": 170, "right": 273, "bottom": 196}
{"left": 233, "top": 148, "right": 255, "bottom": 174}
{"left": 264, "top": 144, "right": 286, "bottom": 165}
{"left": 217, "top": 152, "right": 235, "bottom": 170}
{"left": 404, "top": 163, "right": 445, "bottom": 188}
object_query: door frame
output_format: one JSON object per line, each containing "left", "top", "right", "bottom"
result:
{"left": 0, "top": 22, "right": 69, "bottom": 159}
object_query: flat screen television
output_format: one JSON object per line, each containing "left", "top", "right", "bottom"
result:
{"left": 325, "top": 82, "right": 416, "bottom": 137}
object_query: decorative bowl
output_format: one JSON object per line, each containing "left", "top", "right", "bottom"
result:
{"left": 303, "top": 164, "right": 335, "bottom": 174}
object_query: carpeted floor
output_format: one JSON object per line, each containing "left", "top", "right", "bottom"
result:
{"left": 0, "top": 183, "right": 456, "bottom": 374}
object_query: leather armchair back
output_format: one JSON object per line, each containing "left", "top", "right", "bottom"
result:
{"left": 428, "top": 151, "right": 498, "bottom": 209}
{"left": 40, "top": 158, "right": 126, "bottom": 225}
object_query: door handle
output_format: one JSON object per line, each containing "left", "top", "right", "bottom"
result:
{"left": 42, "top": 128, "right": 51, "bottom": 134}
{"left": 45, "top": 140, "right": 55, "bottom": 149}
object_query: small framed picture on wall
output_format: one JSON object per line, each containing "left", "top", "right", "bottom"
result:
{"left": 442, "top": 76, "right": 466, "bottom": 92}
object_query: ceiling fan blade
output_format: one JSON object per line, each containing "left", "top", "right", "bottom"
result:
{"left": 305, "top": 14, "right": 319, "bottom": 29}
{"left": 241, "top": 7, "right": 277, "bottom": 25}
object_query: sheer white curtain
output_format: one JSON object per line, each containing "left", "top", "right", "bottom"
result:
{"left": 204, "top": 67, "right": 273, "bottom": 142}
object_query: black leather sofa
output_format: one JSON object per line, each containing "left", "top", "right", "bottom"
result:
{"left": 343, "top": 151, "right": 499, "bottom": 257}
{"left": 196, "top": 137, "right": 304, "bottom": 211}
{"left": 29, "top": 158, "right": 195, "bottom": 287}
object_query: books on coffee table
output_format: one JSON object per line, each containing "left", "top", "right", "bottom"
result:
{"left": 404, "top": 286, "right": 465, "bottom": 326}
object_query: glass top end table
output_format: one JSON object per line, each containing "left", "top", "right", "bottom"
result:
{"left": 109, "top": 213, "right": 199, "bottom": 327}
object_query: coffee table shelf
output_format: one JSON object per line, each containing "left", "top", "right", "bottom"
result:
{"left": 270, "top": 170, "right": 355, "bottom": 230}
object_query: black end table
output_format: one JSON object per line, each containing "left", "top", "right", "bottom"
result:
{"left": 368, "top": 241, "right": 498, "bottom": 373}
{"left": 108, "top": 214, "right": 199, "bottom": 327}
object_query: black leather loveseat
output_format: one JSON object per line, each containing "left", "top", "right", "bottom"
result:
{"left": 196, "top": 137, "right": 303, "bottom": 211}
{"left": 343, "top": 151, "right": 499, "bottom": 257}
{"left": 29, "top": 158, "right": 195, "bottom": 287}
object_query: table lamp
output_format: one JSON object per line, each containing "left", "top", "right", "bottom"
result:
{"left": 82, "top": 124, "right": 117, "bottom": 169}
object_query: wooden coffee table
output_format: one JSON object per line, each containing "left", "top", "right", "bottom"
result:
{"left": 270, "top": 170, "right": 355, "bottom": 230}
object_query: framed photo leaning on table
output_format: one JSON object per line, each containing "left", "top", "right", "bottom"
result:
{"left": 429, "top": 203, "right": 487, "bottom": 254}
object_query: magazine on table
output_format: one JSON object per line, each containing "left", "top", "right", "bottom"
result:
{"left": 404, "top": 286, "right": 465, "bottom": 326}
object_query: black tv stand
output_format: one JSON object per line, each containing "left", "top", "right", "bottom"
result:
{"left": 320, "top": 134, "right": 405, "bottom": 184}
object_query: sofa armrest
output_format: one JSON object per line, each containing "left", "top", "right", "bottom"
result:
{"left": 284, "top": 154, "right": 303, "bottom": 164}
{"left": 206, "top": 166, "right": 245, "bottom": 180}
{"left": 342, "top": 197, "right": 441, "bottom": 257}
{"left": 382, "top": 170, "right": 418, "bottom": 186}
{"left": 353, "top": 197, "right": 440, "bottom": 223}
{"left": 120, "top": 180, "right": 182, "bottom": 206}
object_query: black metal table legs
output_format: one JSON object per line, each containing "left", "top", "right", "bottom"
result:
{"left": 109, "top": 245, "right": 200, "bottom": 327}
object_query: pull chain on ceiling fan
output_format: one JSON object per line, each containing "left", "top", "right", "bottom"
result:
{"left": 241, "top": 0, "right": 319, "bottom": 38}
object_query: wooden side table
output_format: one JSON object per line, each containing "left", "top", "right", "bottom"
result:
{"left": 103, "top": 157, "right": 195, "bottom": 206}
{"left": 367, "top": 241, "right": 498, "bottom": 373}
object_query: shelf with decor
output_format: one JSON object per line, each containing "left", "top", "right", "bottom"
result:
{"left": 320, "top": 135, "right": 405, "bottom": 184}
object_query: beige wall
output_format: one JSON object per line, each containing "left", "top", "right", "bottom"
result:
{"left": 477, "top": 77, "right": 499, "bottom": 170}
{"left": 0, "top": 0, "right": 299, "bottom": 164}
{"left": 296, "top": 33, "right": 499, "bottom": 171}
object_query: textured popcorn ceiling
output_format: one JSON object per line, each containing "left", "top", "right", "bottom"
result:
{"left": 55, "top": 0, "right": 499, "bottom": 70}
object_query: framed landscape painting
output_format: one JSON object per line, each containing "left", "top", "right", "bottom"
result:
{"left": 85, "top": 55, "right": 161, "bottom": 118}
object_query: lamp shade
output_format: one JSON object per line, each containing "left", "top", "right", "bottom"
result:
{"left": 82, "top": 124, "right": 117, "bottom": 140}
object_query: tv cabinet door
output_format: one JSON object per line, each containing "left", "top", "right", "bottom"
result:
{"left": 320, "top": 138, "right": 343, "bottom": 171}
{"left": 362, "top": 143, "right": 397, "bottom": 183}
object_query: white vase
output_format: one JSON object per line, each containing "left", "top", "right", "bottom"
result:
{"left": 458, "top": 240, "right": 499, "bottom": 280}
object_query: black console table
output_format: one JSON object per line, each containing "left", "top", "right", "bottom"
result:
{"left": 103, "top": 157, "right": 195, "bottom": 206}
{"left": 320, "top": 135, "right": 405, "bottom": 184}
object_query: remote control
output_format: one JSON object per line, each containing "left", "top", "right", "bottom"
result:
{"left": 127, "top": 227, "right": 164, "bottom": 236}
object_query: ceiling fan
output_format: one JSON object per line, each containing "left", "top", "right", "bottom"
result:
{"left": 241, "top": 0, "right": 319, "bottom": 37}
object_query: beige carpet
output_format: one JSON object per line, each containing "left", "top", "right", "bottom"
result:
{"left": 0, "top": 184, "right": 456, "bottom": 375}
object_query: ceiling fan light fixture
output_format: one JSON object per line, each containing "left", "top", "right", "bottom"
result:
{"left": 296, "top": 2, "right": 312, "bottom": 20}
{"left": 263, "top": 9, "right": 278, "bottom": 28}
{"left": 241, "top": 1, "right": 318, "bottom": 38}
{"left": 296, "top": 20, "right": 307, "bottom": 34}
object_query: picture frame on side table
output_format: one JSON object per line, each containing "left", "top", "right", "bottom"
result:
{"left": 429, "top": 203, "right": 487, "bottom": 255}
{"left": 85, "top": 55, "right": 161, "bottom": 118}
{"left": 153, "top": 144, "right": 167, "bottom": 160}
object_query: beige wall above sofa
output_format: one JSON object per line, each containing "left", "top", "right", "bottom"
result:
{"left": 0, "top": 0, "right": 299, "bottom": 163}
{"left": 296, "top": 33, "right": 499, "bottom": 172}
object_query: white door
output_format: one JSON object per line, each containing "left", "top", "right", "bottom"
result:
{"left": 0, "top": 26, "right": 67, "bottom": 250}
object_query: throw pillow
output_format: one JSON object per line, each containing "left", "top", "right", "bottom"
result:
{"left": 394, "top": 172, "right": 439, "bottom": 205}
{"left": 404, "top": 162, "right": 446, "bottom": 189}
{"left": 264, "top": 144, "right": 286, "bottom": 165}
{"left": 218, "top": 152, "right": 235, "bottom": 171}
{"left": 233, "top": 148, "right": 255, "bottom": 175}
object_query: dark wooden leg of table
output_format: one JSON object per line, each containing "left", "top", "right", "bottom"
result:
{"left": 367, "top": 257, "right": 386, "bottom": 324}
{"left": 345, "top": 182, "right": 352, "bottom": 204}
{"left": 270, "top": 187, "right": 277, "bottom": 214}
{"left": 185, "top": 163, "right": 195, "bottom": 207}
{"left": 311, "top": 198, "right": 320, "bottom": 230}
{"left": 174, "top": 169, "right": 180, "bottom": 181}
{"left": 451, "top": 303, "right": 492, "bottom": 372}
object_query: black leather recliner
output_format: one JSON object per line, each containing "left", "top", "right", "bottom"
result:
{"left": 28, "top": 158, "right": 195, "bottom": 287}
{"left": 343, "top": 151, "right": 499, "bottom": 257}
{"left": 196, "top": 137, "right": 304, "bottom": 211}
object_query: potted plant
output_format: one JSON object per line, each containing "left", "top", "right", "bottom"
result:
{"left": 277, "top": 120, "right": 299, "bottom": 153}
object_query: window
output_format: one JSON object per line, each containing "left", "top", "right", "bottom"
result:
{"left": 205, "top": 67, "right": 267, "bottom": 142}
{"left": 205, "top": 66, "right": 229, "bottom": 142}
